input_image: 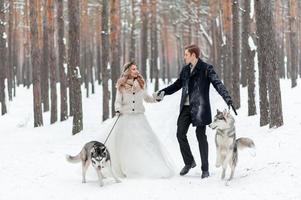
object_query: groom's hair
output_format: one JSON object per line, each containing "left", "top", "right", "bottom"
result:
{"left": 185, "top": 44, "right": 200, "bottom": 58}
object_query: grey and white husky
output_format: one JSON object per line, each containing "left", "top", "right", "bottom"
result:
{"left": 66, "top": 141, "right": 121, "bottom": 187}
{"left": 209, "top": 110, "right": 255, "bottom": 183}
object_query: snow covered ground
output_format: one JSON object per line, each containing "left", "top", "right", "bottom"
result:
{"left": 1, "top": 80, "right": 301, "bottom": 200}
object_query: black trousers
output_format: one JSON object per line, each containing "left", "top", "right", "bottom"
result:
{"left": 176, "top": 106, "right": 209, "bottom": 172}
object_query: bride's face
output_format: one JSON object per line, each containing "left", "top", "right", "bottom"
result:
{"left": 129, "top": 65, "right": 139, "bottom": 78}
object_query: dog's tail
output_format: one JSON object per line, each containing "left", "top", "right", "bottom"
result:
{"left": 236, "top": 137, "right": 255, "bottom": 150}
{"left": 66, "top": 153, "right": 81, "bottom": 163}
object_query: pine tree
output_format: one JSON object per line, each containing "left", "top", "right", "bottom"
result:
{"left": 68, "top": 0, "right": 83, "bottom": 134}
{"left": 30, "top": 0, "right": 43, "bottom": 127}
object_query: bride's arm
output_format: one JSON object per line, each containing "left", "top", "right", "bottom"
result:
{"left": 143, "top": 90, "right": 157, "bottom": 103}
{"left": 114, "top": 89, "right": 123, "bottom": 112}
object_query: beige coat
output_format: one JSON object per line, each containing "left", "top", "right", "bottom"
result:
{"left": 114, "top": 80, "right": 157, "bottom": 114}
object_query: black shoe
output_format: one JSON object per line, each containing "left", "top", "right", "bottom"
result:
{"left": 201, "top": 171, "right": 209, "bottom": 179}
{"left": 179, "top": 160, "right": 196, "bottom": 176}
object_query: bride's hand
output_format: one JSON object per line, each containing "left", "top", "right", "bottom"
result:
{"left": 153, "top": 91, "right": 165, "bottom": 102}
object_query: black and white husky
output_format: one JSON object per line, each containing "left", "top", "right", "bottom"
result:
{"left": 66, "top": 141, "right": 121, "bottom": 187}
{"left": 209, "top": 110, "right": 255, "bottom": 184}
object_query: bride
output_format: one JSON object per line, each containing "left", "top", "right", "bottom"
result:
{"left": 106, "top": 61, "right": 175, "bottom": 178}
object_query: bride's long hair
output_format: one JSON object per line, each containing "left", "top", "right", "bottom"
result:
{"left": 116, "top": 61, "right": 145, "bottom": 91}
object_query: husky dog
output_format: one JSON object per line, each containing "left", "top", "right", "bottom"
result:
{"left": 209, "top": 110, "right": 255, "bottom": 183}
{"left": 66, "top": 141, "right": 121, "bottom": 187}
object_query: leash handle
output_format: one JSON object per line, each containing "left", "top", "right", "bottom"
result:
{"left": 104, "top": 114, "right": 120, "bottom": 145}
{"left": 229, "top": 104, "right": 238, "bottom": 116}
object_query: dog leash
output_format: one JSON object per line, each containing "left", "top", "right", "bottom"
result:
{"left": 104, "top": 114, "right": 121, "bottom": 145}
{"left": 229, "top": 104, "right": 238, "bottom": 116}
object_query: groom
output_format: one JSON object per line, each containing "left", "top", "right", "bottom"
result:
{"left": 156, "top": 44, "right": 233, "bottom": 178}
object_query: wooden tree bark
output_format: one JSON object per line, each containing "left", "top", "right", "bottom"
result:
{"left": 95, "top": 7, "right": 102, "bottom": 85}
{"left": 68, "top": 0, "right": 83, "bottom": 134}
{"left": 7, "top": 1, "right": 14, "bottom": 101}
{"left": 0, "top": 0, "right": 7, "bottom": 115}
{"left": 255, "top": 1, "right": 269, "bottom": 127}
{"left": 255, "top": 0, "right": 283, "bottom": 128}
{"left": 162, "top": 14, "right": 171, "bottom": 83}
{"left": 81, "top": 0, "right": 89, "bottom": 98}
{"left": 57, "top": 0, "right": 68, "bottom": 121}
{"left": 241, "top": 0, "right": 248, "bottom": 87}
{"left": 129, "top": 0, "right": 136, "bottom": 61}
{"left": 242, "top": 0, "right": 256, "bottom": 116}
{"left": 12, "top": 5, "right": 18, "bottom": 92}
{"left": 209, "top": 0, "right": 220, "bottom": 76}
{"left": 150, "top": 0, "right": 159, "bottom": 91}
{"left": 140, "top": 0, "right": 148, "bottom": 80}
{"left": 47, "top": 0, "right": 57, "bottom": 124}
{"left": 41, "top": 0, "right": 50, "bottom": 112}
{"left": 110, "top": 0, "right": 121, "bottom": 116}
{"left": 23, "top": 0, "right": 31, "bottom": 89}
{"left": 288, "top": 0, "right": 298, "bottom": 88}
{"left": 30, "top": 0, "right": 43, "bottom": 127}
{"left": 297, "top": 1, "right": 301, "bottom": 78}
{"left": 275, "top": 0, "right": 285, "bottom": 78}
{"left": 232, "top": 0, "right": 240, "bottom": 109}
{"left": 101, "top": 0, "right": 110, "bottom": 121}
{"left": 222, "top": 0, "right": 233, "bottom": 97}
{"left": 299, "top": 1, "right": 301, "bottom": 78}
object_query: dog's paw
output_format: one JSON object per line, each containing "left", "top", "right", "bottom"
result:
{"left": 115, "top": 179, "right": 121, "bottom": 183}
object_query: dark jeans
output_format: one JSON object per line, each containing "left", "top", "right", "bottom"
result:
{"left": 176, "top": 106, "right": 209, "bottom": 172}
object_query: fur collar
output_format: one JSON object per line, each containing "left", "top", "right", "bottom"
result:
{"left": 123, "top": 79, "right": 141, "bottom": 92}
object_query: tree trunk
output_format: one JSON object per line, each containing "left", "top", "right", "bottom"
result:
{"left": 242, "top": 0, "right": 256, "bottom": 116}
{"left": 7, "top": 1, "right": 14, "bottom": 101}
{"left": 47, "top": 0, "right": 57, "bottom": 124}
{"left": 222, "top": 0, "right": 233, "bottom": 96}
{"left": 209, "top": 0, "right": 219, "bottom": 75}
{"left": 150, "top": 0, "right": 159, "bottom": 91}
{"left": 162, "top": 14, "right": 171, "bottom": 83}
{"left": 110, "top": 0, "right": 121, "bottom": 117}
{"left": 241, "top": 0, "right": 248, "bottom": 87}
{"left": 129, "top": 0, "right": 136, "bottom": 61}
{"left": 275, "top": 0, "right": 285, "bottom": 78}
{"left": 255, "top": 1, "right": 269, "bottom": 127}
{"left": 0, "top": 0, "right": 7, "bottom": 115}
{"left": 140, "top": 0, "right": 148, "bottom": 80}
{"left": 255, "top": 0, "right": 283, "bottom": 128}
{"left": 23, "top": 0, "right": 31, "bottom": 89}
{"left": 12, "top": 5, "right": 18, "bottom": 94}
{"left": 289, "top": 0, "right": 298, "bottom": 88}
{"left": 95, "top": 7, "right": 102, "bottom": 85}
{"left": 57, "top": 0, "right": 68, "bottom": 121}
{"left": 30, "top": 0, "right": 43, "bottom": 127}
{"left": 68, "top": 0, "right": 83, "bottom": 134}
{"left": 232, "top": 0, "right": 240, "bottom": 109}
{"left": 81, "top": 0, "right": 89, "bottom": 98}
{"left": 101, "top": 0, "right": 110, "bottom": 121}
{"left": 42, "top": 0, "right": 50, "bottom": 112}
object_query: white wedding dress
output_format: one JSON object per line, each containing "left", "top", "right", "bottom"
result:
{"left": 104, "top": 79, "right": 175, "bottom": 178}
{"left": 106, "top": 114, "right": 175, "bottom": 178}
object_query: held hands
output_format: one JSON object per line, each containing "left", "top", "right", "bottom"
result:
{"left": 153, "top": 90, "right": 165, "bottom": 102}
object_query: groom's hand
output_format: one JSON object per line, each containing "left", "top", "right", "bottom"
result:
{"left": 153, "top": 90, "right": 165, "bottom": 102}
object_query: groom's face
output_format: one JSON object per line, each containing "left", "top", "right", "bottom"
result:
{"left": 184, "top": 49, "right": 194, "bottom": 65}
